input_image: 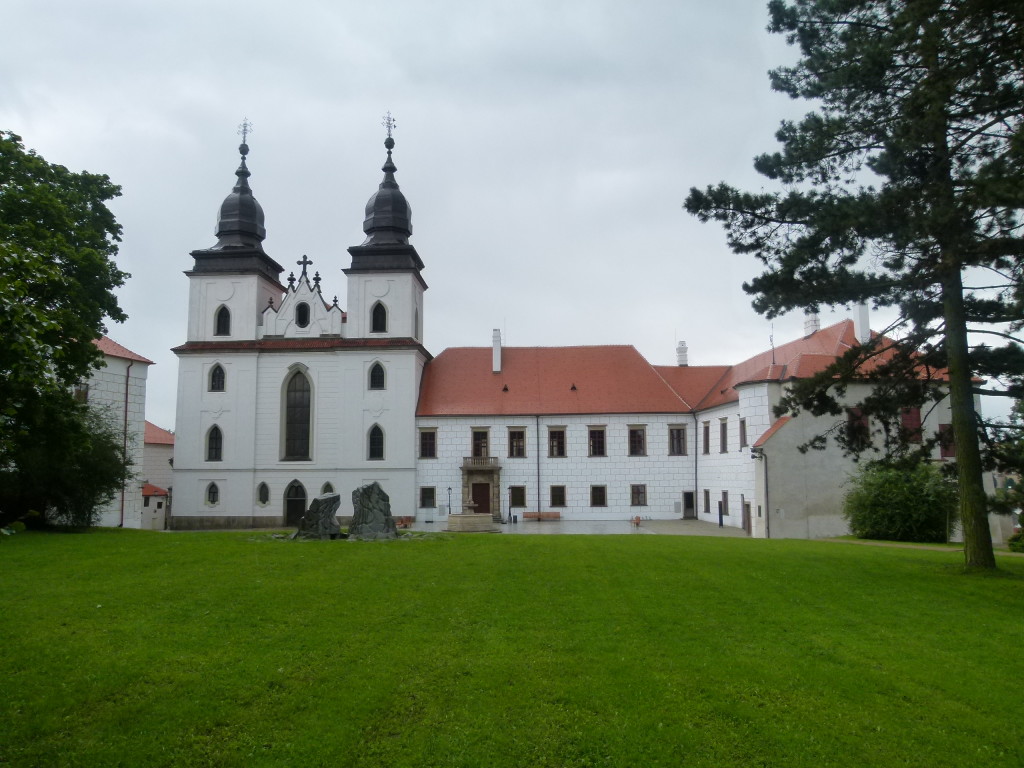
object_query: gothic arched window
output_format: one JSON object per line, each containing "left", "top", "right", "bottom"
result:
{"left": 206, "top": 482, "right": 219, "bottom": 505}
{"left": 321, "top": 482, "right": 334, "bottom": 495}
{"left": 368, "top": 425, "right": 384, "bottom": 460}
{"left": 207, "top": 425, "right": 223, "bottom": 462}
{"left": 284, "top": 370, "right": 311, "bottom": 460}
{"left": 368, "top": 362, "right": 386, "bottom": 390}
{"left": 295, "top": 302, "right": 310, "bottom": 328}
{"left": 214, "top": 306, "right": 231, "bottom": 336}
{"left": 371, "top": 302, "right": 387, "bottom": 333}
{"left": 209, "top": 364, "right": 225, "bottom": 392}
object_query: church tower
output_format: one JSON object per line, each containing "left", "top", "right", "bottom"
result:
{"left": 344, "top": 116, "right": 426, "bottom": 343}
{"left": 184, "top": 125, "right": 285, "bottom": 343}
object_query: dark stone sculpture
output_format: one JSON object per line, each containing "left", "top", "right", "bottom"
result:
{"left": 290, "top": 493, "right": 342, "bottom": 540}
{"left": 349, "top": 482, "right": 399, "bottom": 540}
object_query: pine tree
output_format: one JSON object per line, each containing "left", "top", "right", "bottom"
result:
{"left": 686, "top": 1, "right": 1024, "bottom": 569}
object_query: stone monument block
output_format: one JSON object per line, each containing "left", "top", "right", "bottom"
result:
{"left": 290, "top": 493, "right": 342, "bottom": 540}
{"left": 349, "top": 482, "right": 399, "bottom": 540}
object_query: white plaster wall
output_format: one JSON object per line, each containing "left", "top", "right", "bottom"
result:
{"left": 187, "top": 274, "right": 281, "bottom": 341}
{"left": 172, "top": 347, "right": 424, "bottom": 523}
{"left": 142, "top": 443, "right": 174, "bottom": 492}
{"left": 692, "top": 397, "right": 763, "bottom": 529}
{"left": 88, "top": 355, "right": 148, "bottom": 528}
{"left": 749, "top": 384, "right": 960, "bottom": 539}
{"left": 415, "top": 414, "right": 695, "bottom": 521}
{"left": 346, "top": 274, "right": 424, "bottom": 340}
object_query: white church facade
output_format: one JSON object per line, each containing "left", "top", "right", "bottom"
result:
{"left": 171, "top": 132, "right": 963, "bottom": 538}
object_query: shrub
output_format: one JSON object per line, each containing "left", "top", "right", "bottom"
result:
{"left": 843, "top": 462, "right": 958, "bottom": 543}
{"left": 1008, "top": 530, "right": 1024, "bottom": 553}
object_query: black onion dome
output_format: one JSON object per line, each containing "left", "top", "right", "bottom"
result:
{"left": 362, "top": 136, "right": 412, "bottom": 245}
{"left": 214, "top": 142, "right": 266, "bottom": 249}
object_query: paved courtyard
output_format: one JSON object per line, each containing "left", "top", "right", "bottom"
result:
{"left": 410, "top": 517, "right": 750, "bottom": 537}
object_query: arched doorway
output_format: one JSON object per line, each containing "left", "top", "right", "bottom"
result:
{"left": 284, "top": 481, "right": 307, "bottom": 526}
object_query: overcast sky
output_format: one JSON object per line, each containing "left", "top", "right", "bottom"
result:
{"left": 3, "top": 0, "right": 880, "bottom": 431}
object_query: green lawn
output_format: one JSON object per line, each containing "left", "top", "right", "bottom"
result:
{"left": 2, "top": 530, "right": 1022, "bottom": 767}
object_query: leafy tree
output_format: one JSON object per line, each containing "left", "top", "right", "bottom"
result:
{"left": 0, "top": 393, "right": 133, "bottom": 528}
{"left": 0, "top": 131, "right": 129, "bottom": 526}
{"left": 844, "top": 461, "right": 958, "bottom": 543}
{"left": 0, "top": 130, "right": 127, "bottom": 464}
{"left": 685, "top": 0, "right": 1024, "bottom": 569}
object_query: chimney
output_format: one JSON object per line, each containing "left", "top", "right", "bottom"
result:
{"left": 804, "top": 310, "right": 820, "bottom": 336}
{"left": 676, "top": 340, "right": 689, "bottom": 367}
{"left": 492, "top": 329, "right": 502, "bottom": 373}
{"left": 853, "top": 303, "right": 871, "bottom": 344}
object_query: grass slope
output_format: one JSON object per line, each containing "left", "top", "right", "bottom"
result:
{"left": 1, "top": 530, "right": 1022, "bottom": 767}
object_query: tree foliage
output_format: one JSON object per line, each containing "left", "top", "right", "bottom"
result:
{"left": 0, "top": 394, "right": 134, "bottom": 528}
{"left": 0, "top": 131, "right": 129, "bottom": 526}
{"left": 0, "top": 130, "right": 127, "bottom": 463}
{"left": 685, "top": 0, "right": 1024, "bottom": 569}
{"left": 843, "top": 461, "right": 958, "bottom": 543}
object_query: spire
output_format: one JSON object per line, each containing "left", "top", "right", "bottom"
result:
{"left": 361, "top": 112, "right": 412, "bottom": 245}
{"left": 213, "top": 118, "right": 267, "bottom": 250}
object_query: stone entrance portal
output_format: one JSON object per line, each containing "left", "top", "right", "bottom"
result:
{"left": 459, "top": 455, "right": 502, "bottom": 523}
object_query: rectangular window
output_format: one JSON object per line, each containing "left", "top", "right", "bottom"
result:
{"left": 419, "top": 429, "right": 436, "bottom": 459}
{"left": 939, "top": 423, "right": 956, "bottom": 458}
{"left": 739, "top": 418, "right": 748, "bottom": 448}
{"left": 669, "top": 426, "right": 687, "bottom": 456}
{"left": 703, "top": 489, "right": 710, "bottom": 514}
{"left": 901, "top": 407, "right": 923, "bottom": 443}
{"left": 73, "top": 383, "right": 89, "bottom": 403}
{"left": 628, "top": 426, "right": 646, "bottom": 456}
{"left": 631, "top": 484, "right": 647, "bottom": 506}
{"left": 590, "top": 485, "right": 607, "bottom": 506}
{"left": 702, "top": 422, "right": 710, "bottom": 454}
{"left": 721, "top": 490, "right": 729, "bottom": 516}
{"left": 588, "top": 427, "right": 606, "bottom": 457}
{"left": 548, "top": 428, "right": 566, "bottom": 458}
{"left": 508, "top": 429, "right": 526, "bottom": 458}
{"left": 509, "top": 486, "right": 526, "bottom": 507}
{"left": 472, "top": 429, "right": 489, "bottom": 458}
{"left": 550, "top": 485, "right": 566, "bottom": 507}
{"left": 846, "top": 408, "right": 870, "bottom": 450}
{"left": 419, "top": 487, "right": 436, "bottom": 508}
{"left": 143, "top": 496, "right": 150, "bottom": 508}
{"left": 719, "top": 418, "right": 728, "bottom": 453}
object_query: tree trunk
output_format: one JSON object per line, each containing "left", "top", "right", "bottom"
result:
{"left": 942, "top": 267, "right": 997, "bottom": 569}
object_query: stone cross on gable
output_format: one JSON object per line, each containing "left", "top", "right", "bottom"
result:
{"left": 297, "top": 254, "right": 312, "bottom": 278}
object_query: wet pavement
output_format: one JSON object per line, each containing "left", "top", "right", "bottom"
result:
{"left": 409, "top": 517, "right": 750, "bottom": 537}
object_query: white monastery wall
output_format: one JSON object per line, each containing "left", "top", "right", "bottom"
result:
{"left": 89, "top": 355, "right": 148, "bottom": 528}
{"left": 415, "top": 414, "right": 695, "bottom": 521}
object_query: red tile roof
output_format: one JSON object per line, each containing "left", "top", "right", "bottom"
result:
{"left": 144, "top": 421, "right": 175, "bottom": 445}
{"left": 94, "top": 336, "right": 154, "bottom": 364}
{"left": 142, "top": 482, "right": 168, "bottom": 497}
{"left": 753, "top": 416, "right": 792, "bottom": 448}
{"left": 693, "top": 320, "right": 859, "bottom": 409}
{"left": 417, "top": 346, "right": 691, "bottom": 416}
{"left": 415, "top": 319, "right": 940, "bottom": 418}
{"left": 653, "top": 365, "right": 731, "bottom": 410}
